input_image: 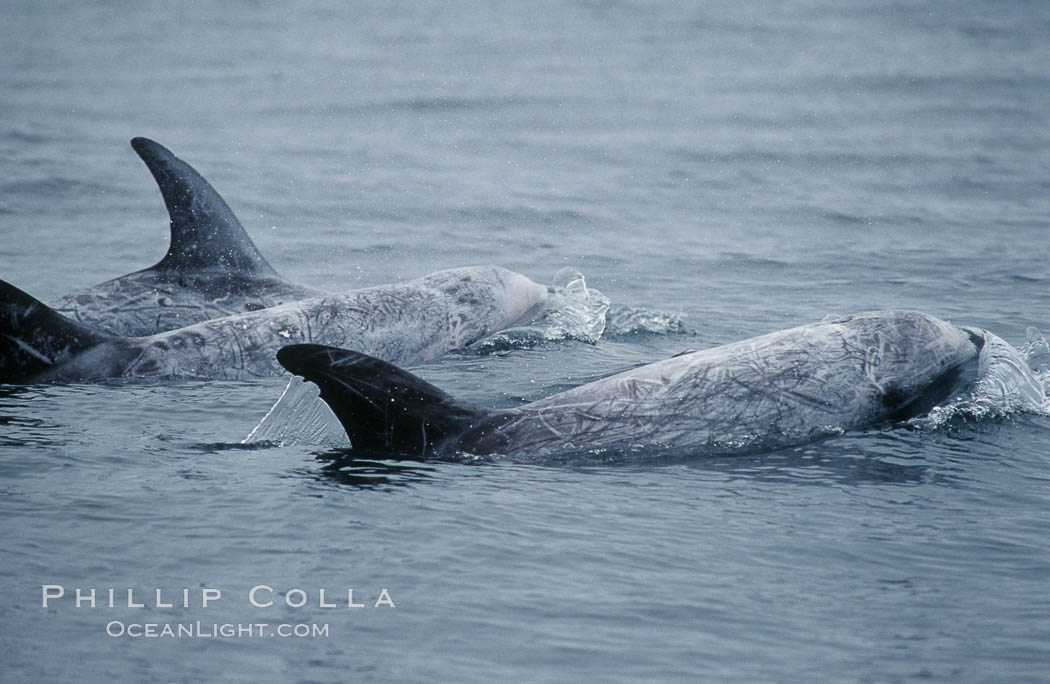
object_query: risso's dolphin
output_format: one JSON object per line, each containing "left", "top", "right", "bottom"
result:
{"left": 275, "top": 311, "right": 1045, "bottom": 458}
{"left": 50, "top": 137, "right": 321, "bottom": 336}
{"left": 0, "top": 266, "right": 548, "bottom": 383}
{"left": 43, "top": 137, "right": 638, "bottom": 342}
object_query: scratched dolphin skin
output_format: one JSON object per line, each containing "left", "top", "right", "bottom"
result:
{"left": 50, "top": 137, "right": 321, "bottom": 336}
{"left": 45, "top": 138, "right": 635, "bottom": 342}
{"left": 0, "top": 267, "right": 548, "bottom": 383}
{"left": 275, "top": 311, "right": 1042, "bottom": 458}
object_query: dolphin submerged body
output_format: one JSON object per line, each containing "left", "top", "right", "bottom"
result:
{"left": 275, "top": 311, "right": 1048, "bottom": 458}
{"left": 49, "top": 137, "right": 322, "bottom": 336}
{"left": 1, "top": 266, "right": 549, "bottom": 383}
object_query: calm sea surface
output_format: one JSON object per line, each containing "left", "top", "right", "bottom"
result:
{"left": 2, "top": 1, "right": 1050, "bottom": 681}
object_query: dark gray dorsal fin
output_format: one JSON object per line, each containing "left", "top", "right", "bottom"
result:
{"left": 276, "top": 344, "right": 485, "bottom": 457}
{"left": 0, "top": 280, "right": 111, "bottom": 383}
{"left": 131, "top": 137, "right": 278, "bottom": 277}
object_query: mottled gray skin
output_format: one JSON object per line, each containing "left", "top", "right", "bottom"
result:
{"left": 48, "top": 137, "right": 321, "bottom": 336}
{"left": 33, "top": 266, "right": 548, "bottom": 383}
{"left": 38, "top": 138, "right": 633, "bottom": 340}
{"left": 51, "top": 272, "right": 321, "bottom": 338}
{"left": 456, "top": 311, "right": 980, "bottom": 456}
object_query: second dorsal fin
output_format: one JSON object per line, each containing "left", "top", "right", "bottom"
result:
{"left": 0, "top": 279, "right": 111, "bottom": 383}
{"left": 131, "top": 136, "right": 279, "bottom": 277}
{"left": 276, "top": 344, "right": 487, "bottom": 457}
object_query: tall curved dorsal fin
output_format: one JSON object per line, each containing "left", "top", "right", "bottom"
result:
{"left": 131, "top": 137, "right": 279, "bottom": 277}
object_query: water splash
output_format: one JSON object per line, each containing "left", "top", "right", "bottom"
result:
{"left": 914, "top": 327, "right": 1050, "bottom": 429}
{"left": 604, "top": 304, "right": 691, "bottom": 337}
{"left": 242, "top": 376, "right": 349, "bottom": 447}
{"left": 1021, "top": 326, "right": 1050, "bottom": 376}
{"left": 468, "top": 267, "right": 610, "bottom": 353}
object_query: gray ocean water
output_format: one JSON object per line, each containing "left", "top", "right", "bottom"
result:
{"left": 3, "top": 1, "right": 1050, "bottom": 681}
